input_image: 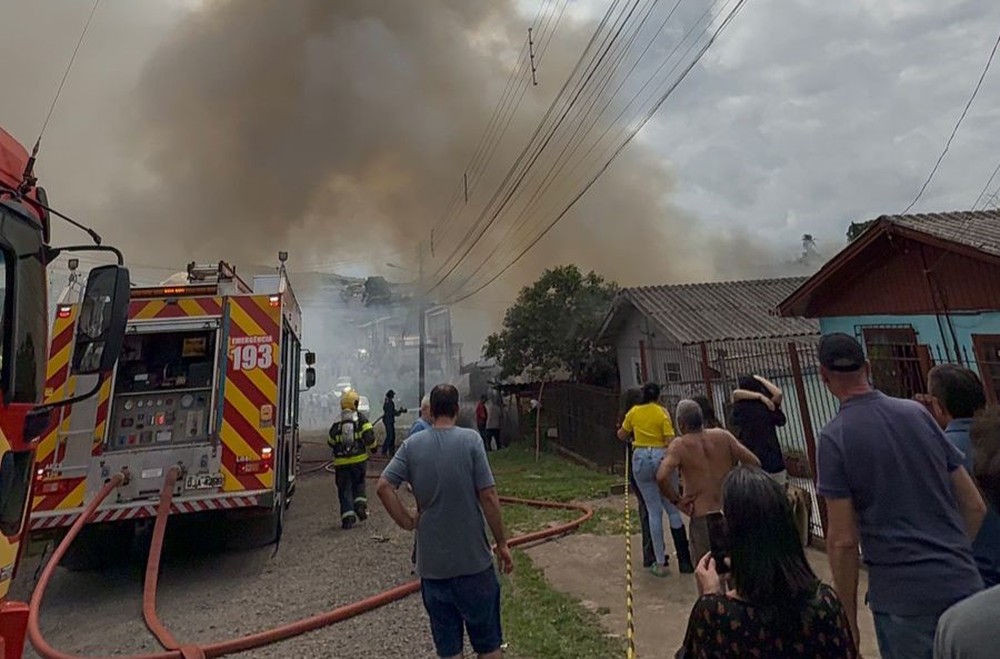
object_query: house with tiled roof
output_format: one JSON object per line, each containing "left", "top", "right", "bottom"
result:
{"left": 596, "top": 276, "right": 820, "bottom": 394}
{"left": 778, "top": 210, "right": 1000, "bottom": 403}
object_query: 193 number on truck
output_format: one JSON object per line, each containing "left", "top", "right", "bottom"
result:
{"left": 229, "top": 343, "right": 273, "bottom": 371}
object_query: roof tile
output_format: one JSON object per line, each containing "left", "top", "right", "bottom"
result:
{"left": 623, "top": 277, "right": 819, "bottom": 345}
{"left": 881, "top": 210, "right": 1000, "bottom": 256}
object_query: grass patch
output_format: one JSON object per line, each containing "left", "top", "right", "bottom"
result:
{"left": 501, "top": 550, "right": 624, "bottom": 659}
{"left": 502, "top": 503, "right": 580, "bottom": 537}
{"left": 579, "top": 505, "right": 641, "bottom": 536}
{"left": 490, "top": 445, "right": 621, "bottom": 502}
{"left": 491, "top": 445, "right": 639, "bottom": 537}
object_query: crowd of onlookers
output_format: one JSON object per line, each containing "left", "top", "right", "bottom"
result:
{"left": 336, "top": 331, "right": 999, "bottom": 659}
{"left": 618, "top": 332, "right": 997, "bottom": 659}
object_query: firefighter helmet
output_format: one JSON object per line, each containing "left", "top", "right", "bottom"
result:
{"left": 340, "top": 390, "right": 360, "bottom": 411}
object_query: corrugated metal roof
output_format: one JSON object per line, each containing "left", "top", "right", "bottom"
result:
{"left": 882, "top": 210, "right": 1000, "bottom": 256}
{"left": 623, "top": 277, "right": 819, "bottom": 345}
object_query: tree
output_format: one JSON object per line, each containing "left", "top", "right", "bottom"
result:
{"left": 483, "top": 266, "right": 618, "bottom": 458}
{"left": 484, "top": 265, "right": 618, "bottom": 381}
{"left": 847, "top": 220, "right": 875, "bottom": 242}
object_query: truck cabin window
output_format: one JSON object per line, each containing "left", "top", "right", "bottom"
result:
{"left": 0, "top": 202, "right": 47, "bottom": 402}
{"left": 0, "top": 249, "right": 6, "bottom": 375}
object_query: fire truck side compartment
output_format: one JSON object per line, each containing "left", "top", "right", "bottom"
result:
{"left": 108, "top": 330, "right": 217, "bottom": 451}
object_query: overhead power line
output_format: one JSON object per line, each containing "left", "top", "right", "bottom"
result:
{"left": 444, "top": 0, "right": 706, "bottom": 299}
{"left": 423, "top": 0, "right": 642, "bottom": 295}
{"left": 972, "top": 158, "right": 1000, "bottom": 210}
{"left": 903, "top": 23, "right": 1000, "bottom": 214}
{"left": 440, "top": 0, "right": 713, "bottom": 300}
{"left": 445, "top": 0, "right": 751, "bottom": 305}
{"left": 431, "top": 0, "right": 568, "bottom": 240}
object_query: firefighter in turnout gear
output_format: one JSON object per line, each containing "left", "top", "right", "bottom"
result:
{"left": 328, "top": 390, "right": 377, "bottom": 529}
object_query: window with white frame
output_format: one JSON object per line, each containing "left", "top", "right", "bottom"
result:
{"left": 664, "top": 361, "right": 682, "bottom": 383}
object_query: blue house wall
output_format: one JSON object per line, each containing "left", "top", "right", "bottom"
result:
{"left": 819, "top": 312, "right": 1000, "bottom": 362}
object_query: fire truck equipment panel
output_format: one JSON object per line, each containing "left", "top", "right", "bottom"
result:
{"left": 109, "top": 388, "right": 211, "bottom": 450}
{"left": 108, "top": 330, "right": 217, "bottom": 450}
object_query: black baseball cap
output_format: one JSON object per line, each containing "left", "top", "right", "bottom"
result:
{"left": 818, "top": 333, "right": 866, "bottom": 372}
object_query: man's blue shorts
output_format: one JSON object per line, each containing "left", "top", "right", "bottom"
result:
{"left": 420, "top": 566, "right": 502, "bottom": 657}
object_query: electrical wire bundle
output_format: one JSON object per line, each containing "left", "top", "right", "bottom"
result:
{"left": 420, "top": 0, "right": 751, "bottom": 305}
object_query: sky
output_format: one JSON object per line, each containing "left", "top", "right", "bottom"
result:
{"left": 3, "top": 0, "right": 1000, "bottom": 352}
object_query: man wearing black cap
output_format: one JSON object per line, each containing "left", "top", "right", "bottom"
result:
{"left": 816, "top": 333, "right": 986, "bottom": 659}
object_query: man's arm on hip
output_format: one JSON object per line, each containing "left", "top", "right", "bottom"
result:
{"left": 656, "top": 444, "right": 682, "bottom": 503}
{"left": 377, "top": 476, "right": 417, "bottom": 531}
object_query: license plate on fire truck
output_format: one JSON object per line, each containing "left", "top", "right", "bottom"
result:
{"left": 185, "top": 473, "right": 224, "bottom": 490}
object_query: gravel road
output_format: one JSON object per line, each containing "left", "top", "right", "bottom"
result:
{"left": 11, "top": 434, "right": 443, "bottom": 658}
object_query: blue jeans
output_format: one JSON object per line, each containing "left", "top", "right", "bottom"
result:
{"left": 632, "top": 447, "right": 683, "bottom": 566}
{"left": 873, "top": 612, "right": 939, "bottom": 659}
{"left": 421, "top": 566, "right": 503, "bottom": 658}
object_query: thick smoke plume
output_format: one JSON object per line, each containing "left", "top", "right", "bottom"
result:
{"left": 113, "top": 0, "right": 795, "bottom": 289}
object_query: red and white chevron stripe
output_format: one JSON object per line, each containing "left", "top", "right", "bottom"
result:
{"left": 29, "top": 494, "right": 263, "bottom": 531}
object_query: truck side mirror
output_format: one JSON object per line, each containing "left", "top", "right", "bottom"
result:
{"left": 305, "top": 351, "right": 316, "bottom": 366}
{"left": 71, "top": 265, "right": 131, "bottom": 376}
{"left": 305, "top": 367, "right": 316, "bottom": 389}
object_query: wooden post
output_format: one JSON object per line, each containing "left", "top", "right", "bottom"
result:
{"left": 535, "top": 380, "right": 546, "bottom": 462}
{"left": 639, "top": 340, "right": 649, "bottom": 383}
{"left": 788, "top": 342, "right": 827, "bottom": 536}
{"left": 699, "top": 342, "right": 714, "bottom": 406}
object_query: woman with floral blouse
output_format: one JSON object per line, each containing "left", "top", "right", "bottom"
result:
{"left": 678, "top": 466, "right": 858, "bottom": 659}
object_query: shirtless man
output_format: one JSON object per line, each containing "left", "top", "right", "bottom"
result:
{"left": 656, "top": 399, "right": 760, "bottom": 563}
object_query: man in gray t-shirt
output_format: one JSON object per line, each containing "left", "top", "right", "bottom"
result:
{"left": 377, "top": 384, "right": 513, "bottom": 659}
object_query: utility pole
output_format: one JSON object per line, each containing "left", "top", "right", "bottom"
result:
{"left": 418, "top": 240, "right": 427, "bottom": 403}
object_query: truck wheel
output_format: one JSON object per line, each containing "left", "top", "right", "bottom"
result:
{"left": 224, "top": 495, "right": 284, "bottom": 551}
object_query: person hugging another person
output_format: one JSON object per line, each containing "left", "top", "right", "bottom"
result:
{"left": 731, "top": 374, "right": 788, "bottom": 486}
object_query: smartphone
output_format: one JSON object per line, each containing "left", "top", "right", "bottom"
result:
{"left": 706, "top": 511, "right": 730, "bottom": 575}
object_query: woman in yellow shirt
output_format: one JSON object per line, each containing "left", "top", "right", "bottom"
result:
{"left": 617, "top": 382, "right": 694, "bottom": 576}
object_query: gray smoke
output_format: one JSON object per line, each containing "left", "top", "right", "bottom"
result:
{"left": 108, "top": 0, "right": 798, "bottom": 286}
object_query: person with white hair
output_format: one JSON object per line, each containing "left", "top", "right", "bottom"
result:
{"left": 657, "top": 399, "right": 760, "bottom": 563}
{"left": 409, "top": 395, "right": 432, "bottom": 437}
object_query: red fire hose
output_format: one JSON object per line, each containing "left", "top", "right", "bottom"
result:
{"left": 28, "top": 467, "right": 593, "bottom": 659}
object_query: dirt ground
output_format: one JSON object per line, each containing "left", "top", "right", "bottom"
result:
{"left": 11, "top": 434, "right": 880, "bottom": 658}
{"left": 12, "top": 439, "right": 442, "bottom": 659}
{"left": 524, "top": 531, "right": 882, "bottom": 658}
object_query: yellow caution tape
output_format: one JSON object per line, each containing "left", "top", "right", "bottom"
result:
{"left": 624, "top": 443, "right": 637, "bottom": 659}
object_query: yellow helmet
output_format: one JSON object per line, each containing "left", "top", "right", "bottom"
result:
{"left": 340, "top": 390, "right": 360, "bottom": 411}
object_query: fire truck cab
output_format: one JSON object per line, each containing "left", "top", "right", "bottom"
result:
{"left": 1, "top": 125, "right": 131, "bottom": 658}
{"left": 31, "top": 258, "right": 315, "bottom": 551}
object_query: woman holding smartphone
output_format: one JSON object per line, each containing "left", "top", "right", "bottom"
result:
{"left": 678, "top": 466, "right": 857, "bottom": 658}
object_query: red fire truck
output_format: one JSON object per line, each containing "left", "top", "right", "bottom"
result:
{"left": 30, "top": 259, "right": 315, "bottom": 559}
{"left": 0, "top": 126, "right": 131, "bottom": 657}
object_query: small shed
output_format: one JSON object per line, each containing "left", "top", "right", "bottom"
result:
{"left": 597, "top": 277, "right": 819, "bottom": 392}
